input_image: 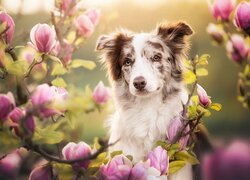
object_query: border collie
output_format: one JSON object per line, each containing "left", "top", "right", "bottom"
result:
{"left": 96, "top": 21, "right": 194, "bottom": 180}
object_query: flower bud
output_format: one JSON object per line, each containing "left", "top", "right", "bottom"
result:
{"left": 92, "top": 81, "right": 110, "bottom": 104}
{"left": 197, "top": 84, "right": 210, "bottom": 107}
{"left": 210, "top": 0, "right": 236, "bottom": 21}
{"left": 234, "top": 1, "right": 250, "bottom": 35}
{"left": 147, "top": 146, "right": 169, "bottom": 175}
{"left": 206, "top": 23, "right": 225, "bottom": 44}
{"left": 52, "top": 40, "right": 73, "bottom": 65}
{"left": 31, "top": 84, "right": 68, "bottom": 118}
{"left": 226, "top": 34, "right": 249, "bottom": 64}
{"left": 74, "top": 14, "right": 94, "bottom": 38}
{"left": 0, "top": 11, "right": 15, "bottom": 45}
{"left": 85, "top": 9, "right": 101, "bottom": 26}
{"left": 0, "top": 92, "right": 15, "bottom": 121}
{"left": 62, "top": 142, "right": 92, "bottom": 170}
{"left": 29, "top": 24, "right": 56, "bottom": 54}
{"left": 29, "top": 165, "right": 53, "bottom": 180}
{"left": 99, "top": 154, "right": 132, "bottom": 179}
{"left": 59, "top": 0, "right": 78, "bottom": 15}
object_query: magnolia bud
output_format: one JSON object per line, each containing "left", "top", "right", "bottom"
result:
{"left": 234, "top": 1, "right": 250, "bottom": 35}
{"left": 92, "top": 81, "right": 110, "bottom": 104}
{"left": 0, "top": 11, "right": 15, "bottom": 45}
{"left": 210, "top": 0, "right": 236, "bottom": 21}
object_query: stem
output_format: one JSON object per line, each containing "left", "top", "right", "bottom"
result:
{"left": 24, "top": 54, "right": 46, "bottom": 78}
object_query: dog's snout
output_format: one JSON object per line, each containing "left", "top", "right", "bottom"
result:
{"left": 133, "top": 76, "right": 147, "bottom": 90}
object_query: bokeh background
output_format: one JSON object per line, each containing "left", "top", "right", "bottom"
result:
{"left": 1, "top": 0, "right": 249, "bottom": 143}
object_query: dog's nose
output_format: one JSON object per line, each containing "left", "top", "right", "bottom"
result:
{"left": 133, "top": 76, "right": 147, "bottom": 90}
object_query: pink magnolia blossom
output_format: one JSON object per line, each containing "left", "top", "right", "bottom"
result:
{"left": 31, "top": 84, "right": 68, "bottom": 117}
{"left": 234, "top": 1, "right": 250, "bottom": 35}
{"left": 167, "top": 116, "right": 190, "bottom": 150}
{"left": 93, "top": 81, "right": 110, "bottom": 104}
{"left": 29, "top": 24, "right": 56, "bottom": 54}
{"left": 147, "top": 146, "right": 169, "bottom": 175}
{"left": 29, "top": 165, "right": 52, "bottom": 180}
{"left": 197, "top": 84, "right": 210, "bottom": 107}
{"left": 0, "top": 11, "right": 15, "bottom": 45}
{"left": 85, "top": 9, "right": 101, "bottom": 26}
{"left": 226, "top": 34, "right": 249, "bottom": 63}
{"left": 0, "top": 92, "right": 15, "bottom": 121}
{"left": 52, "top": 40, "right": 73, "bottom": 65}
{"left": 62, "top": 141, "right": 92, "bottom": 170}
{"left": 206, "top": 23, "right": 225, "bottom": 44}
{"left": 60, "top": 0, "right": 78, "bottom": 15}
{"left": 210, "top": 0, "right": 236, "bottom": 21}
{"left": 75, "top": 14, "right": 95, "bottom": 38}
{"left": 99, "top": 154, "right": 133, "bottom": 179}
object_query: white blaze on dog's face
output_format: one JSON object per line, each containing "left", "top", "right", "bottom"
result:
{"left": 96, "top": 22, "right": 193, "bottom": 98}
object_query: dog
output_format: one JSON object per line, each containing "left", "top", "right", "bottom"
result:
{"left": 96, "top": 21, "right": 194, "bottom": 180}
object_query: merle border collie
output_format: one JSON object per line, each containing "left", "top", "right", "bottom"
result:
{"left": 96, "top": 21, "right": 195, "bottom": 180}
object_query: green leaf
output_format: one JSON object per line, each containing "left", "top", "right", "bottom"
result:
{"left": 191, "top": 95, "right": 199, "bottom": 105}
{"left": 198, "top": 54, "right": 210, "bottom": 65}
{"left": 51, "top": 64, "right": 67, "bottom": 76}
{"left": 51, "top": 77, "right": 67, "bottom": 87}
{"left": 183, "top": 70, "right": 196, "bottom": 84}
{"left": 175, "top": 150, "right": 199, "bottom": 165}
{"left": 196, "top": 68, "right": 208, "bottom": 76}
{"left": 168, "top": 160, "right": 186, "bottom": 174}
{"left": 33, "top": 127, "right": 64, "bottom": 145}
{"left": 52, "top": 163, "right": 74, "bottom": 180}
{"left": 89, "top": 152, "right": 108, "bottom": 168}
{"left": 6, "top": 60, "right": 29, "bottom": 76}
{"left": 188, "top": 105, "right": 197, "bottom": 119}
{"left": 210, "top": 103, "right": 222, "bottom": 111}
{"left": 70, "top": 59, "right": 96, "bottom": 70}
{"left": 197, "top": 106, "right": 211, "bottom": 117}
{"left": 244, "top": 65, "right": 250, "bottom": 76}
{"left": 110, "top": 150, "right": 123, "bottom": 158}
{"left": 48, "top": 55, "right": 62, "bottom": 64}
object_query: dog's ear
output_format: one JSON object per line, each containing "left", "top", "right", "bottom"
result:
{"left": 96, "top": 35, "right": 115, "bottom": 51}
{"left": 156, "top": 21, "right": 193, "bottom": 55}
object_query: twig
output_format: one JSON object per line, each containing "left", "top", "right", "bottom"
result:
{"left": 24, "top": 55, "right": 45, "bottom": 78}
{"left": 0, "top": 154, "right": 7, "bottom": 161}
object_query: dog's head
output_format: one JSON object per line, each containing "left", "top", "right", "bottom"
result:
{"left": 96, "top": 22, "right": 193, "bottom": 97}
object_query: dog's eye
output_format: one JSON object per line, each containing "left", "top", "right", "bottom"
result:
{"left": 124, "top": 58, "right": 132, "bottom": 66}
{"left": 152, "top": 54, "right": 162, "bottom": 62}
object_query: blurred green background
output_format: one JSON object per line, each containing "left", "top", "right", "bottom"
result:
{"left": 3, "top": 0, "right": 250, "bottom": 142}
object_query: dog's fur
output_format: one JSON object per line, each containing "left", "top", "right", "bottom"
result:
{"left": 96, "top": 21, "right": 194, "bottom": 180}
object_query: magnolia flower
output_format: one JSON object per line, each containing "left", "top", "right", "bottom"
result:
{"left": 206, "top": 23, "right": 225, "bottom": 44}
{"left": 210, "top": 0, "right": 236, "bottom": 21}
{"left": 197, "top": 84, "right": 210, "bottom": 107}
{"left": 0, "top": 92, "right": 15, "bottom": 121}
{"left": 92, "top": 81, "right": 110, "bottom": 104}
{"left": 226, "top": 34, "right": 249, "bottom": 64}
{"left": 31, "top": 84, "right": 68, "bottom": 117}
{"left": 167, "top": 116, "right": 190, "bottom": 150}
{"left": 85, "top": 9, "right": 101, "bottom": 26}
{"left": 0, "top": 11, "right": 15, "bottom": 45}
{"left": 52, "top": 40, "right": 73, "bottom": 65}
{"left": 99, "top": 154, "right": 133, "bottom": 179}
{"left": 29, "top": 165, "right": 53, "bottom": 180}
{"left": 29, "top": 24, "right": 56, "bottom": 54}
{"left": 74, "top": 14, "right": 95, "bottom": 37}
{"left": 147, "top": 146, "right": 169, "bottom": 175}
{"left": 234, "top": 1, "right": 250, "bottom": 35}
{"left": 62, "top": 142, "right": 92, "bottom": 170}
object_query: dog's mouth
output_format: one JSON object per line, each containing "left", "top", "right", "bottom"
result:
{"left": 132, "top": 87, "right": 161, "bottom": 97}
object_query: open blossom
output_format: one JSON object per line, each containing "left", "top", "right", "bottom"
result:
{"left": 147, "top": 146, "right": 169, "bottom": 175}
{"left": 85, "top": 9, "right": 101, "bottom": 26}
{"left": 0, "top": 92, "right": 15, "bottom": 121}
{"left": 197, "top": 84, "right": 210, "bottom": 107}
{"left": 226, "top": 34, "right": 249, "bottom": 64}
{"left": 210, "top": 0, "right": 236, "bottom": 21}
{"left": 62, "top": 142, "right": 92, "bottom": 170}
{"left": 99, "top": 154, "right": 133, "bottom": 179}
{"left": 93, "top": 81, "right": 110, "bottom": 104}
{"left": 52, "top": 40, "right": 73, "bottom": 65}
{"left": 206, "top": 23, "right": 225, "bottom": 44}
{"left": 29, "top": 165, "right": 52, "bottom": 180}
{"left": 234, "top": 1, "right": 250, "bottom": 35}
{"left": 167, "top": 116, "right": 190, "bottom": 150}
{"left": 0, "top": 11, "right": 15, "bottom": 45}
{"left": 29, "top": 24, "right": 56, "bottom": 54}
{"left": 31, "top": 84, "right": 68, "bottom": 117}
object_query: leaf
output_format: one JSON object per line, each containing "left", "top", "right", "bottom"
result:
{"left": 198, "top": 54, "right": 210, "bottom": 65}
{"left": 51, "top": 64, "right": 67, "bottom": 76}
{"left": 70, "top": 59, "right": 96, "bottom": 70}
{"left": 196, "top": 68, "right": 208, "bottom": 76}
{"left": 210, "top": 103, "right": 222, "bottom": 111}
{"left": 244, "top": 65, "right": 250, "bottom": 76}
{"left": 183, "top": 70, "right": 196, "bottom": 84}
{"left": 52, "top": 163, "right": 74, "bottom": 180}
{"left": 191, "top": 95, "right": 199, "bottom": 105}
{"left": 52, "top": 77, "right": 67, "bottom": 87}
{"left": 168, "top": 161, "right": 186, "bottom": 174}
{"left": 197, "top": 106, "right": 211, "bottom": 117}
{"left": 48, "top": 55, "right": 62, "bottom": 64}
{"left": 6, "top": 60, "right": 29, "bottom": 76}
{"left": 175, "top": 150, "right": 199, "bottom": 165}
{"left": 188, "top": 105, "right": 197, "bottom": 119}
{"left": 33, "top": 127, "right": 64, "bottom": 145}
{"left": 110, "top": 150, "right": 123, "bottom": 158}
{"left": 89, "top": 152, "right": 108, "bottom": 168}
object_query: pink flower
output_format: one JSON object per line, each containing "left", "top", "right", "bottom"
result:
{"left": 60, "top": 0, "right": 78, "bottom": 15}
{"left": 92, "top": 81, "right": 110, "bottom": 104}
{"left": 52, "top": 40, "right": 73, "bottom": 65}
{"left": 29, "top": 165, "right": 52, "bottom": 180}
{"left": 29, "top": 24, "right": 56, "bottom": 54}
{"left": 0, "top": 92, "right": 15, "bottom": 121}
{"left": 210, "top": 0, "right": 236, "bottom": 21}
{"left": 234, "top": 1, "right": 250, "bottom": 35}
{"left": 85, "top": 9, "right": 101, "bottom": 26}
{"left": 147, "top": 146, "right": 169, "bottom": 175}
{"left": 62, "top": 142, "right": 92, "bottom": 170}
{"left": 74, "top": 14, "right": 95, "bottom": 38}
{"left": 0, "top": 11, "right": 15, "bottom": 45}
{"left": 226, "top": 34, "right": 249, "bottom": 64}
{"left": 99, "top": 154, "right": 132, "bottom": 179}
{"left": 31, "top": 84, "right": 68, "bottom": 118}
{"left": 197, "top": 84, "right": 210, "bottom": 107}
{"left": 206, "top": 23, "right": 225, "bottom": 44}
{"left": 167, "top": 116, "right": 190, "bottom": 150}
